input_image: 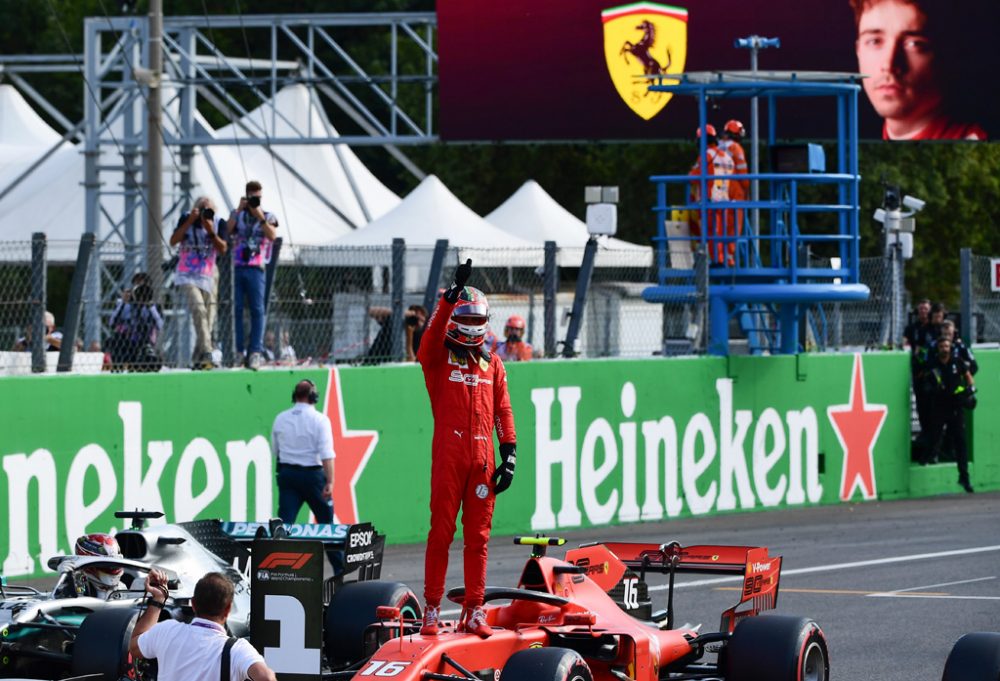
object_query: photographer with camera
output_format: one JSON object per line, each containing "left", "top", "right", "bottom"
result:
{"left": 130, "top": 570, "right": 276, "bottom": 681}
{"left": 924, "top": 336, "right": 976, "bottom": 492}
{"left": 227, "top": 180, "right": 278, "bottom": 370}
{"left": 364, "top": 304, "right": 427, "bottom": 364}
{"left": 172, "top": 197, "right": 227, "bottom": 370}
{"left": 109, "top": 280, "right": 163, "bottom": 372}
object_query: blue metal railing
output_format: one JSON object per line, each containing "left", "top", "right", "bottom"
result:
{"left": 649, "top": 171, "right": 860, "bottom": 284}
{"left": 641, "top": 72, "right": 868, "bottom": 354}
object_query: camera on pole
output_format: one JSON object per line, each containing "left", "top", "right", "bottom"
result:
{"left": 873, "top": 182, "right": 925, "bottom": 259}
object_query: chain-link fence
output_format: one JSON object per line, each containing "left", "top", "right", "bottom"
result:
{"left": 808, "top": 252, "right": 907, "bottom": 351}
{"left": 964, "top": 252, "right": 1000, "bottom": 343}
{"left": 267, "top": 244, "right": 675, "bottom": 364}
{"left": 0, "top": 241, "right": 34, "bottom": 355}
{"left": 0, "top": 235, "right": 926, "bottom": 374}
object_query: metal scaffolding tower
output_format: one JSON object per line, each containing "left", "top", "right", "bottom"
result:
{"left": 0, "top": 12, "right": 438, "bottom": 344}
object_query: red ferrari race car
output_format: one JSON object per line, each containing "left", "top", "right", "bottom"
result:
{"left": 324, "top": 536, "right": 829, "bottom": 681}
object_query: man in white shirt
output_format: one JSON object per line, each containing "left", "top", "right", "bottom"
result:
{"left": 130, "top": 570, "right": 276, "bottom": 681}
{"left": 271, "top": 379, "right": 335, "bottom": 524}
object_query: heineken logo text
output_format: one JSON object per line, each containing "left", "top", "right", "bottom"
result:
{"left": 530, "top": 379, "right": 823, "bottom": 529}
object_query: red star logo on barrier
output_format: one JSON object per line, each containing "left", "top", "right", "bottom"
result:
{"left": 827, "top": 354, "right": 888, "bottom": 501}
{"left": 323, "top": 367, "right": 378, "bottom": 524}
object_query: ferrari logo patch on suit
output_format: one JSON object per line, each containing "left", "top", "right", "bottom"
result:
{"left": 602, "top": 2, "right": 688, "bottom": 120}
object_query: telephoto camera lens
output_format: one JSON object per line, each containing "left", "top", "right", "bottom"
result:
{"left": 202, "top": 208, "right": 215, "bottom": 220}
{"left": 248, "top": 196, "right": 261, "bottom": 208}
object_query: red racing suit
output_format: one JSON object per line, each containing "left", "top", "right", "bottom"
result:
{"left": 417, "top": 295, "right": 516, "bottom": 609}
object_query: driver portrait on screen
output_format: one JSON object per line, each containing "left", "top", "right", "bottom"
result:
{"left": 851, "top": 0, "right": 987, "bottom": 141}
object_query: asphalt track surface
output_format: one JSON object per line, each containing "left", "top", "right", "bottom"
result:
{"left": 380, "top": 492, "right": 1000, "bottom": 681}
{"left": 16, "top": 492, "right": 996, "bottom": 679}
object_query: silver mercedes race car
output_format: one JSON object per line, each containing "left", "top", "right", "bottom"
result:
{"left": 0, "top": 511, "right": 384, "bottom": 681}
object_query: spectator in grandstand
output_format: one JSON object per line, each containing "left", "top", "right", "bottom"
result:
{"left": 12, "top": 310, "right": 63, "bottom": 352}
{"left": 227, "top": 180, "right": 278, "bottom": 371}
{"left": 850, "top": 0, "right": 988, "bottom": 140}
{"left": 364, "top": 304, "right": 426, "bottom": 363}
{"left": 172, "top": 197, "right": 227, "bottom": 371}
{"left": 131, "top": 571, "right": 277, "bottom": 681}
{"left": 496, "top": 315, "right": 534, "bottom": 362}
{"left": 688, "top": 124, "right": 736, "bottom": 265}
{"left": 109, "top": 282, "right": 163, "bottom": 372}
{"left": 924, "top": 337, "right": 975, "bottom": 492}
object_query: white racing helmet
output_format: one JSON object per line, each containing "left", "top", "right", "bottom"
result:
{"left": 74, "top": 533, "right": 124, "bottom": 594}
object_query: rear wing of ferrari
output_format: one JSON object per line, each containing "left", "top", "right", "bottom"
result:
{"left": 566, "top": 541, "right": 781, "bottom": 632}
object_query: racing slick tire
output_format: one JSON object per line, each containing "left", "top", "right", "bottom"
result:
{"left": 499, "top": 647, "right": 593, "bottom": 681}
{"left": 723, "top": 615, "right": 829, "bottom": 681}
{"left": 71, "top": 607, "right": 139, "bottom": 681}
{"left": 323, "top": 581, "right": 420, "bottom": 669}
{"left": 942, "top": 632, "right": 1000, "bottom": 681}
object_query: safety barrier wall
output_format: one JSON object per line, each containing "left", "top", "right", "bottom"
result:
{"left": 2, "top": 351, "right": 997, "bottom": 579}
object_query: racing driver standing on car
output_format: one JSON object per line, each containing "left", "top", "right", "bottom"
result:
{"left": 417, "top": 259, "right": 517, "bottom": 639}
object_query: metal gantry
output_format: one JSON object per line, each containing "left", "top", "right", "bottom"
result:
{"left": 0, "top": 12, "right": 438, "bottom": 344}
{"left": 642, "top": 70, "right": 869, "bottom": 355}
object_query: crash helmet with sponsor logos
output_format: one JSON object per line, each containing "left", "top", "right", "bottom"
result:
{"left": 74, "top": 533, "right": 124, "bottom": 593}
{"left": 505, "top": 314, "right": 526, "bottom": 341}
{"left": 446, "top": 286, "right": 490, "bottom": 347}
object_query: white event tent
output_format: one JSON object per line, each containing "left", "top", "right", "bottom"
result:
{"left": 485, "top": 180, "right": 653, "bottom": 267}
{"left": 215, "top": 84, "right": 400, "bottom": 246}
{"left": 0, "top": 84, "right": 400, "bottom": 260}
{"left": 331, "top": 175, "right": 538, "bottom": 266}
{"left": 0, "top": 84, "right": 65, "bottom": 176}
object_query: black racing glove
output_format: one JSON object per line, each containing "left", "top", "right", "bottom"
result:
{"left": 492, "top": 443, "right": 516, "bottom": 494}
{"left": 444, "top": 259, "right": 473, "bottom": 303}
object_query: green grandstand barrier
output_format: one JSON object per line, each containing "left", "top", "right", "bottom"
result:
{"left": 0, "top": 351, "right": 996, "bottom": 579}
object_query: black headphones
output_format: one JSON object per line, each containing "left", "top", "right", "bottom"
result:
{"left": 292, "top": 379, "right": 319, "bottom": 405}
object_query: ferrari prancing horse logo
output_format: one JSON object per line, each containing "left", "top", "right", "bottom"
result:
{"left": 602, "top": 2, "right": 688, "bottom": 120}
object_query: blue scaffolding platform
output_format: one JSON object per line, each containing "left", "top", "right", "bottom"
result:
{"left": 641, "top": 70, "right": 869, "bottom": 355}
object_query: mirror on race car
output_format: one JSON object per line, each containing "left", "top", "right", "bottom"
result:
{"left": 513, "top": 535, "right": 566, "bottom": 557}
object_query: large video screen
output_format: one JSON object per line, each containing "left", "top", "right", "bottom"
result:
{"left": 437, "top": 0, "right": 999, "bottom": 142}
